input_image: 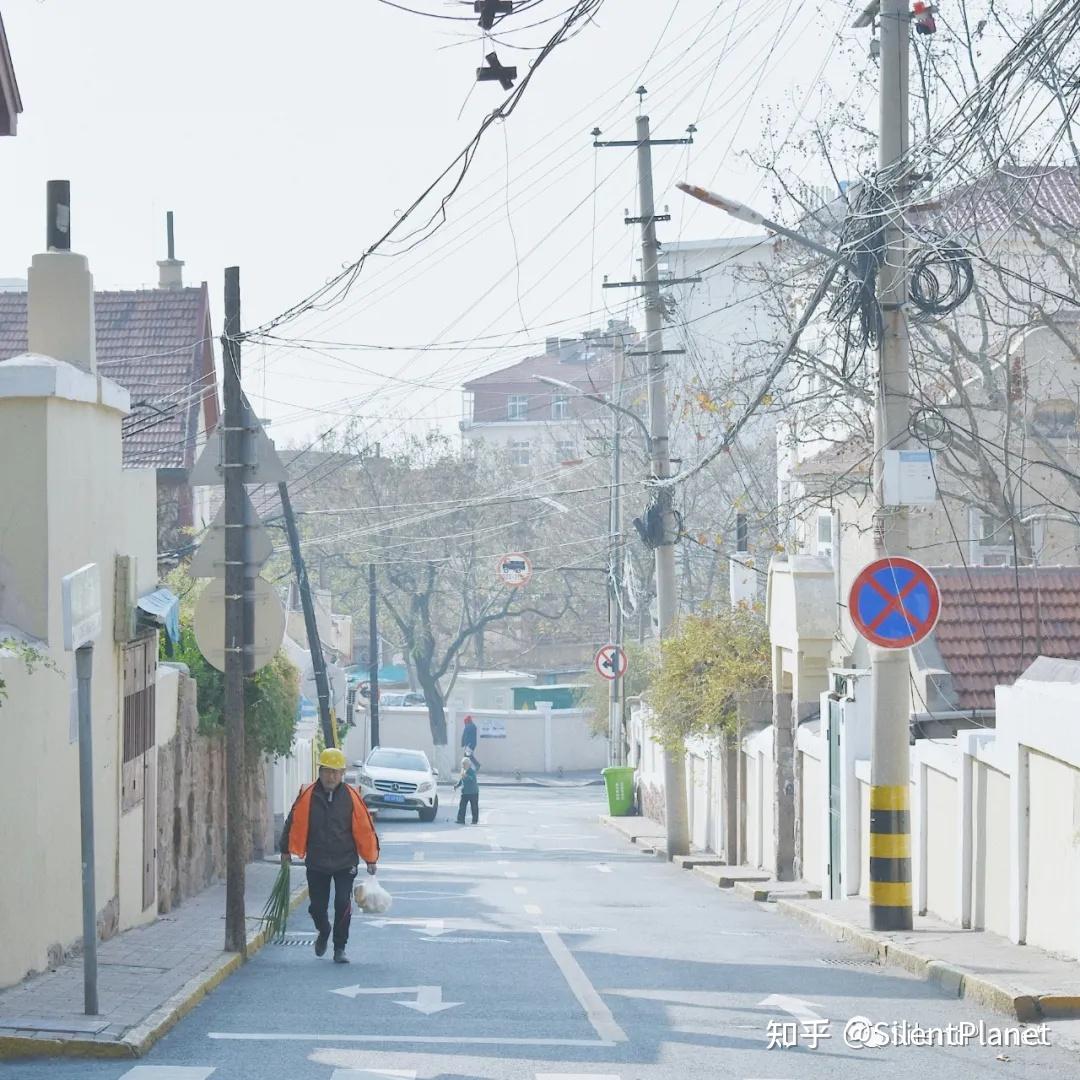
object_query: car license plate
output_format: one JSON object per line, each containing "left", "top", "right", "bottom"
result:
{"left": 383, "top": 793, "right": 406, "bottom": 804}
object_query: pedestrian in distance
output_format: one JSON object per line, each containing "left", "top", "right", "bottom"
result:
{"left": 280, "top": 747, "right": 380, "bottom": 964}
{"left": 454, "top": 756, "right": 480, "bottom": 824}
{"left": 461, "top": 713, "right": 481, "bottom": 769}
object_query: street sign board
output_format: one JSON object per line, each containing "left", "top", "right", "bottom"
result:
{"left": 594, "top": 643, "right": 628, "bottom": 681}
{"left": 849, "top": 556, "right": 941, "bottom": 649}
{"left": 302, "top": 662, "right": 347, "bottom": 709}
{"left": 189, "top": 415, "right": 288, "bottom": 487}
{"left": 189, "top": 490, "right": 273, "bottom": 577}
{"left": 497, "top": 553, "right": 532, "bottom": 588}
{"left": 61, "top": 563, "right": 102, "bottom": 651}
{"left": 192, "top": 575, "right": 286, "bottom": 672}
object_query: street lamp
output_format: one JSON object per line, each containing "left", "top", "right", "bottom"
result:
{"left": 534, "top": 374, "right": 652, "bottom": 453}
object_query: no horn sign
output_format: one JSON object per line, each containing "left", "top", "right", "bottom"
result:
{"left": 849, "top": 556, "right": 941, "bottom": 649}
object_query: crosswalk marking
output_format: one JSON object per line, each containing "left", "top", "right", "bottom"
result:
{"left": 524, "top": 903, "right": 542, "bottom": 915}
{"left": 118, "top": 1069, "right": 215, "bottom": 1080}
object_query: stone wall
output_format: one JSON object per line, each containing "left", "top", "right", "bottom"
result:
{"left": 156, "top": 672, "right": 273, "bottom": 914}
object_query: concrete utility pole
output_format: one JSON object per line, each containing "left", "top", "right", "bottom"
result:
{"left": 594, "top": 105, "right": 697, "bottom": 855}
{"left": 867, "top": 0, "right": 914, "bottom": 932}
{"left": 222, "top": 266, "right": 250, "bottom": 955}
{"left": 635, "top": 113, "right": 691, "bottom": 858}
{"left": 608, "top": 340, "right": 624, "bottom": 766}
{"left": 368, "top": 564, "right": 381, "bottom": 751}
{"left": 279, "top": 480, "right": 337, "bottom": 749}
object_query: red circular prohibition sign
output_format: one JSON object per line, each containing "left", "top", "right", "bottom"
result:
{"left": 848, "top": 556, "right": 941, "bottom": 649}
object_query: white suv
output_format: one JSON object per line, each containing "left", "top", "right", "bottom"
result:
{"left": 355, "top": 747, "right": 439, "bottom": 822}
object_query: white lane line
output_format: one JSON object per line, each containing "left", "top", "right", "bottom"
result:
{"left": 539, "top": 930, "right": 628, "bottom": 1044}
{"left": 592, "top": 864, "right": 612, "bottom": 873}
{"left": 504, "top": 870, "right": 519, "bottom": 879}
{"left": 209, "top": 1034, "right": 615, "bottom": 1047}
{"left": 331, "top": 1071, "right": 417, "bottom": 1079}
{"left": 536, "top": 1075, "right": 622, "bottom": 1080}
{"left": 412, "top": 852, "right": 424, "bottom": 862}
{"left": 119, "top": 1070, "right": 215, "bottom": 1079}
{"left": 524, "top": 903, "right": 542, "bottom": 915}
{"left": 513, "top": 886, "right": 528, "bottom": 895}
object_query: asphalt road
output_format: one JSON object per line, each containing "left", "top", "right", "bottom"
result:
{"left": 7, "top": 786, "right": 1078, "bottom": 1079}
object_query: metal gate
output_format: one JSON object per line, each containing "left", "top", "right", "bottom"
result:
{"left": 827, "top": 697, "right": 843, "bottom": 898}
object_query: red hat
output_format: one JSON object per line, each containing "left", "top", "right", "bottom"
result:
{"left": 463, "top": 714, "right": 473, "bottom": 723}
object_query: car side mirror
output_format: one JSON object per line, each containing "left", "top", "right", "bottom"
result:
{"left": 432, "top": 768, "right": 440, "bottom": 777}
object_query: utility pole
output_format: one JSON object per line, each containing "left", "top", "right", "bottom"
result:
{"left": 368, "top": 564, "right": 380, "bottom": 752}
{"left": 608, "top": 340, "right": 624, "bottom": 766}
{"left": 222, "top": 266, "right": 249, "bottom": 955}
{"left": 279, "top": 480, "right": 337, "bottom": 749}
{"left": 867, "top": 0, "right": 914, "bottom": 932}
{"left": 595, "top": 103, "right": 696, "bottom": 856}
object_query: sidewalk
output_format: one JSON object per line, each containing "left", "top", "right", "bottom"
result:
{"left": 0, "top": 860, "right": 306, "bottom": 1060}
{"left": 474, "top": 770, "right": 604, "bottom": 788}
{"left": 601, "top": 814, "right": 1080, "bottom": 1051}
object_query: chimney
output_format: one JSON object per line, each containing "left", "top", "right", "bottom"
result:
{"left": 27, "top": 180, "right": 97, "bottom": 373}
{"left": 157, "top": 210, "right": 185, "bottom": 289}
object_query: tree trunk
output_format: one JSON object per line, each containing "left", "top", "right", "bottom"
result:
{"left": 414, "top": 664, "right": 448, "bottom": 746}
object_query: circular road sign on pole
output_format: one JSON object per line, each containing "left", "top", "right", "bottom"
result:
{"left": 497, "top": 553, "right": 532, "bottom": 588}
{"left": 193, "top": 576, "right": 286, "bottom": 673}
{"left": 595, "top": 644, "right": 628, "bottom": 681}
{"left": 849, "top": 556, "right": 941, "bottom": 649}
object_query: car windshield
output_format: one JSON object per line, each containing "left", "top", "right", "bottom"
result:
{"left": 367, "top": 750, "right": 429, "bottom": 771}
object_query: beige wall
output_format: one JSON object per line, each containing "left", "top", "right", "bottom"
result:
{"left": 1025, "top": 750, "right": 1080, "bottom": 958}
{"left": 800, "top": 752, "right": 823, "bottom": 888}
{"left": 0, "top": 365, "right": 158, "bottom": 987}
{"left": 971, "top": 761, "right": 1010, "bottom": 936}
{"left": 858, "top": 779, "right": 870, "bottom": 899}
{"left": 924, "top": 767, "right": 960, "bottom": 923}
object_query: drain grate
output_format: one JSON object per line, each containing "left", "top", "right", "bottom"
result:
{"left": 278, "top": 933, "right": 318, "bottom": 946}
{"left": 819, "top": 956, "right": 881, "bottom": 968}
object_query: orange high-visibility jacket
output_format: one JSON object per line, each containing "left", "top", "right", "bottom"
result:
{"left": 283, "top": 783, "right": 380, "bottom": 864}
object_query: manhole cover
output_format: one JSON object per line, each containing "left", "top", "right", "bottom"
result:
{"left": 819, "top": 957, "right": 880, "bottom": 967}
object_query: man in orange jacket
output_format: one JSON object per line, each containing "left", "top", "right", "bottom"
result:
{"left": 280, "top": 747, "right": 380, "bottom": 963}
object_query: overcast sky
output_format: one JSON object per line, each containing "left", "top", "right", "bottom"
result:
{"left": 1, "top": 0, "right": 864, "bottom": 449}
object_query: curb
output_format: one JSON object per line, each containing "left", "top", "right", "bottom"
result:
{"left": 773, "top": 899, "right": 1048, "bottom": 1023}
{"left": 0, "top": 882, "right": 308, "bottom": 1061}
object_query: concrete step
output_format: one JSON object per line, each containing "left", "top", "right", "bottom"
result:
{"left": 733, "top": 879, "right": 823, "bottom": 902}
{"left": 673, "top": 854, "right": 728, "bottom": 870}
{"left": 692, "top": 865, "right": 772, "bottom": 889}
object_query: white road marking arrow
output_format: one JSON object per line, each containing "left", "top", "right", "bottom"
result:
{"left": 330, "top": 984, "right": 462, "bottom": 1014}
{"left": 367, "top": 917, "right": 451, "bottom": 937}
{"left": 758, "top": 993, "right": 827, "bottom": 1025}
{"left": 592, "top": 863, "right": 612, "bottom": 873}
{"left": 397, "top": 985, "right": 463, "bottom": 1015}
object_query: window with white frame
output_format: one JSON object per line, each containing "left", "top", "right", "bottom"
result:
{"left": 551, "top": 395, "right": 569, "bottom": 420}
{"left": 555, "top": 440, "right": 577, "bottom": 462}
{"left": 970, "top": 510, "right": 1041, "bottom": 566}
{"left": 509, "top": 441, "right": 530, "bottom": 467}
{"left": 507, "top": 394, "right": 528, "bottom": 421}
{"left": 816, "top": 510, "right": 834, "bottom": 560}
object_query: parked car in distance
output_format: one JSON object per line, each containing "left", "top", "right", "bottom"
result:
{"left": 355, "top": 746, "right": 439, "bottom": 821}
{"left": 377, "top": 691, "right": 427, "bottom": 707}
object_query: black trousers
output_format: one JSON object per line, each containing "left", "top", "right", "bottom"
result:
{"left": 457, "top": 793, "right": 479, "bottom": 823}
{"left": 306, "top": 867, "right": 355, "bottom": 948}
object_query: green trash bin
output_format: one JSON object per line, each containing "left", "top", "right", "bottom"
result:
{"left": 602, "top": 766, "right": 636, "bottom": 817}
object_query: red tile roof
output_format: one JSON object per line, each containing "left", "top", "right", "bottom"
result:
{"left": 0, "top": 286, "right": 218, "bottom": 469}
{"left": 913, "top": 165, "right": 1080, "bottom": 236}
{"left": 463, "top": 350, "right": 614, "bottom": 392}
{"left": 929, "top": 566, "right": 1080, "bottom": 710}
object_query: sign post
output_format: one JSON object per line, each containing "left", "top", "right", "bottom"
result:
{"left": 849, "top": 556, "right": 941, "bottom": 935}
{"left": 62, "top": 563, "right": 102, "bottom": 1016}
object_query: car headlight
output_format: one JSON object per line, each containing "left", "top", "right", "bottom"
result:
{"left": 417, "top": 781, "right": 434, "bottom": 793}
{"left": 358, "top": 772, "right": 372, "bottom": 786}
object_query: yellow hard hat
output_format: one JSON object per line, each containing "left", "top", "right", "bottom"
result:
{"left": 318, "top": 747, "right": 347, "bottom": 770}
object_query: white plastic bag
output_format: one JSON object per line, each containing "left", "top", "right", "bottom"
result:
{"left": 353, "top": 877, "right": 392, "bottom": 914}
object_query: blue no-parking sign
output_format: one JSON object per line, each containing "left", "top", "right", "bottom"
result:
{"left": 848, "top": 556, "right": 941, "bottom": 649}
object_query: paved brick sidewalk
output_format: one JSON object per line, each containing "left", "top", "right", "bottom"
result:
{"left": 0, "top": 860, "right": 305, "bottom": 1059}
